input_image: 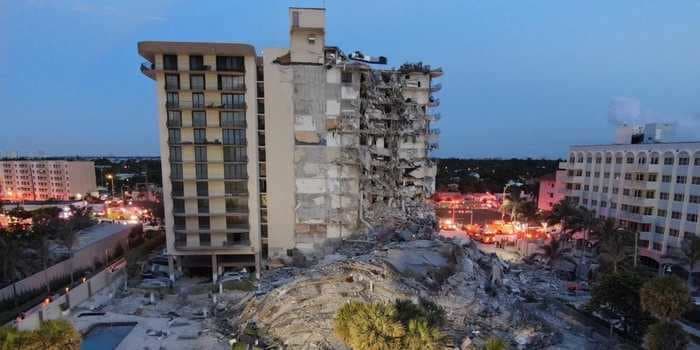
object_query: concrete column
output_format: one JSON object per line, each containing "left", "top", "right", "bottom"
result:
{"left": 255, "top": 252, "right": 262, "bottom": 279}
{"left": 211, "top": 254, "right": 218, "bottom": 283}
{"left": 168, "top": 255, "right": 176, "bottom": 282}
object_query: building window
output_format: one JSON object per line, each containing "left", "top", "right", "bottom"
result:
{"left": 216, "top": 56, "right": 244, "bottom": 71}
{"left": 645, "top": 190, "right": 655, "bottom": 199}
{"left": 223, "top": 129, "right": 246, "bottom": 145}
{"left": 226, "top": 232, "right": 249, "bottom": 244}
{"left": 673, "top": 193, "right": 685, "bottom": 202}
{"left": 226, "top": 197, "right": 248, "bottom": 212}
{"left": 225, "top": 181, "right": 247, "bottom": 194}
{"left": 623, "top": 188, "right": 630, "bottom": 196}
{"left": 197, "top": 199, "right": 209, "bottom": 213}
{"left": 170, "top": 163, "right": 183, "bottom": 179}
{"left": 259, "top": 179, "right": 267, "bottom": 193}
{"left": 192, "top": 111, "right": 207, "bottom": 127}
{"left": 174, "top": 216, "right": 186, "bottom": 230}
{"left": 341, "top": 71, "right": 353, "bottom": 84}
{"left": 677, "top": 176, "right": 687, "bottom": 184}
{"left": 662, "top": 175, "right": 672, "bottom": 183}
{"left": 679, "top": 157, "right": 690, "bottom": 165}
{"left": 259, "top": 163, "right": 266, "bottom": 177}
{"left": 224, "top": 146, "right": 246, "bottom": 162}
{"left": 168, "top": 129, "right": 180, "bottom": 144}
{"left": 218, "top": 75, "right": 245, "bottom": 90}
{"left": 626, "top": 157, "right": 634, "bottom": 164}
{"left": 194, "top": 128, "right": 207, "bottom": 144}
{"left": 644, "top": 207, "right": 653, "bottom": 215}
{"left": 664, "top": 157, "right": 674, "bottom": 165}
{"left": 641, "top": 223, "right": 651, "bottom": 232}
{"left": 189, "top": 55, "right": 205, "bottom": 70}
{"left": 190, "top": 74, "right": 205, "bottom": 90}
{"left": 167, "top": 111, "right": 182, "bottom": 127}
{"left": 258, "top": 131, "right": 266, "bottom": 147}
{"left": 192, "top": 93, "right": 205, "bottom": 108}
{"left": 260, "top": 208, "right": 268, "bottom": 223}
{"left": 624, "top": 173, "right": 632, "bottom": 180}
{"left": 657, "top": 209, "right": 667, "bottom": 217}
{"left": 655, "top": 225, "right": 665, "bottom": 234}
{"left": 198, "top": 216, "right": 210, "bottom": 230}
{"left": 163, "top": 54, "right": 178, "bottom": 70}
{"left": 652, "top": 242, "right": 662, "bottom": 251}
{"left": 224, "top": 164, "right": 247, "bottom": 179}
{"left": 672, "top": 211, "right": 682, "bottom": 219}
{"left": 690, "top": 195, "right": 700, "bottom": 204}
{"left": 604, "top": 172, "right": 610, "bottom": 179}
{"left": 166, "top": 92, "right": 179, "bottom": 108}
{"left": 195, "top": 146, "right": 207, "bottom": 162}
{"left": 635, "top": 173, "right": 644, "bottom": 181}
{"left": 221, "top": 111, "right": 246, "bottom": 127}
{"left": 173, "top": 198, "right": 185, "bottom": 213}
{"left": 669, "top": 229, "right": 680, "bottom": 237}
{"left": 638, "top": 157, "right": 646, "bottom": 164}
{"left": 171, "top": 181, "right": 184, "bottom": 197}
{"left": 195, "top": 163, "right": 208, "bottom": 179}
{"left": 257, "top": 82, "right": 264, "bottom": 97}
{"left": 165, "top": 74, "right": 180, "bottom": 90}
{"left": 693, "top": 177, "right": 700, "bottom": 185}
{"left": 259, "top": 148, "right": 266, "bottom": 162}
{"left": 169, "top": 146, "right": 182, "bottom": 162}
{"left": 222, "top": 94, "right": 245, "bottom": 109}
{"left": 647, "top": 173, "right": 657, "bottom": 182}
{"left": 602, "top": 186, "right": 609, "bottom": 193}
{"left": 688, "top": 214, "right": 698, "bottom": 222}
{"left": 226, "top": 216, "right": 248, "bottom": 229}
{"left": 199, "top": 233, "right": 211, "bottom": 246}
{"left": 660, "top": 192, "right": 669, "bottom": 200}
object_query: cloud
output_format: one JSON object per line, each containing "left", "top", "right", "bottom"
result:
{"left": 607, "top": 96, "right": 700, "bottom": 141}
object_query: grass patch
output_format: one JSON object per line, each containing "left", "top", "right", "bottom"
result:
{"left": 221, "top": 279, "right": 255, "bottom": 292}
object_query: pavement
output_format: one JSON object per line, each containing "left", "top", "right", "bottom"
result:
{"left": 69, "top": 277, "right": 233, "bottom": 350}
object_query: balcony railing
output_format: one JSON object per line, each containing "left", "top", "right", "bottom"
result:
{"left": 428, "top": 98, "right": 440, "bottom": 107}
{"left": 430, "top": 83, "right": 442, "bottom": 93}
{"left": 140, "top": 62, "right": 155, "bottom": 79}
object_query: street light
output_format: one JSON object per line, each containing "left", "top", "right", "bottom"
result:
{"left": 106, "top": 174, "right": 115, "bottom": 198}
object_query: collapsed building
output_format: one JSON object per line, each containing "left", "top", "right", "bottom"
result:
{"left": 139, "top": 7, "right": 441, "bottom": 277}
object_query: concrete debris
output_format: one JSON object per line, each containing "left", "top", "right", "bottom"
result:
{"left": 220, "top": 237, "right": 613, "bottom": 349}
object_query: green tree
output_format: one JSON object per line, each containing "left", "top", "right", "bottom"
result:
{"left": 596, "top": 219, "right": 634, "bottom": 273}
{"left": 0, "top": 320, "right": 80, "bottom": 350}
{"left": 640, "top": 276, "right": 691, "bottom": 322}
{"left": 402, "top": 319, "right": 443, "bottom": 350}
{"left": 643, "top": 321, "right": 688, "bottom": 350}
{"left": 483, "top": 337, "right": 508, "bottom": 350}
{"left": 335, "top": 302, "right": 404, "bottom": 350}
{"left": 535, "top": 237, "right": 573, "bottom": 266}
{"left": 587, "top": 271, "right": 652, "bottom": 336}
{"left": 682, "top": 235, "right": 700, "bottom": 290}
{"left": 546, "top": 198, "right": 580, "bottom": 230}
{"left": 26, "top": 320, "right": 81, "bottom": 350}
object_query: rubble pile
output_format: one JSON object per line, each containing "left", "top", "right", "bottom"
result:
{"left": 230, "top": 238, "right": 567, "bottom": 349}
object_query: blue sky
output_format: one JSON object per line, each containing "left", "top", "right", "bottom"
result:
{"left": 1, "top": 0, "right": 699, "bottom": 158}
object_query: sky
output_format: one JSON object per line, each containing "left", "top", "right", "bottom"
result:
{"left": 1, "top": 0, "right": 699, "bottom": 159}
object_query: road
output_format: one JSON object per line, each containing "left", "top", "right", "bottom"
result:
{"left": 435, "top": 207, "right": 503, "bottom": 226}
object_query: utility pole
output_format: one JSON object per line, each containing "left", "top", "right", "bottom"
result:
{"left": 633, "top": 231, "right": 639, "bottom": 268}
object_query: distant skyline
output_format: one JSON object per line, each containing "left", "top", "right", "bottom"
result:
{"left": 1, "top": 0, "right": 699, "bottom": 158}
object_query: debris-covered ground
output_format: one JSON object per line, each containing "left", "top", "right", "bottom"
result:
{"left": 220, "top": 236, "right": 623, "bottom": 349}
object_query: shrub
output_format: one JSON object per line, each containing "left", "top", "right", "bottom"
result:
{"left": 640, "top": 276, "right": 691, "bottom": 322}
{"left": 643, "top": 321, "right": 687, "bottom": 350}
{"left": 0, "top": 320, "right": 81, "bottom": 350}
{"left": 335, "top": 300, "right": 444, "bottom": 350}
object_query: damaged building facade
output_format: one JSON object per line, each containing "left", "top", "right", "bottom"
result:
{"left": 138, "top": 7, "right": 441, "bottom": 276}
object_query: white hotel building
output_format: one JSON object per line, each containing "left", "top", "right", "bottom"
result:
{"left": 562, "top": 135, "right": 700, "bottom": 270}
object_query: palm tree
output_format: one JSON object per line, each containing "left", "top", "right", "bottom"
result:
{"left": 547, "top": 198, "right": 580, "bottom": 232}
{"left": 596, "top": 219, "right": 634, "bottom": 273}
{"left": 536, "top": 237, "right": 573, "bottom": 266}
{"left": 682, "top": 236, "right": 700, "bottom": 291}
{"left": 402, "top": 319, "right": 443, "bottom": 350}
{"left": 483, "top": 337, "right": 509, "bottom": 350}
{"left": 501, "top": 195, "right": 525, "bottom": 222}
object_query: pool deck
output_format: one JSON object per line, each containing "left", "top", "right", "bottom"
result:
{"left": 69, "top": 280, "right": 230, "bottom": 350}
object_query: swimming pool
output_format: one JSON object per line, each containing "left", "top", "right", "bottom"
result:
{"left": 81, "top": 322, "right": 136, "bottom": 350}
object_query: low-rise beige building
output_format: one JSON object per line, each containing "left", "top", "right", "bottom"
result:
{"left": 0, "top": 159, "right": 96, "bottom": 201}
{"left": 139, "top": 7, "right": 441, "bottom": 279}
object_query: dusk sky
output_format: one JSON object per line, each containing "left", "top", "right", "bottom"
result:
{"left": 1, "top": 1, "right": 699, "bottom": 158}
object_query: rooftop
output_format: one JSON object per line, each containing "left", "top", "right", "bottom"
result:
{"left": 75, "top": 222, "right": 136, "bottom": 250}
{"left": 137, "top": 41, "right": 256, "bottom": 62}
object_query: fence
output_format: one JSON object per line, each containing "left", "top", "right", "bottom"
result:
{"left": 14, "top": 259, "right": 127, "bottom": 331}
{"left": 0, "top": 223, "right": 133, "bottom": 301}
